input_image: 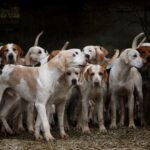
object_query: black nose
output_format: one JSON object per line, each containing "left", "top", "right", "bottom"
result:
{"left": 85, "top": 54, "right": 90, "bottom": 59}
{"left": 8, "top": 53, "right": 14, "bottom": 60}
{"left": 94, "top": 82, "right": 99, "bottom": 87}
{"left": 146, "top": 56, "right": 150, "bottom": 63}
{"left": 72, "top": 79, "right": 77, "bottom": 85}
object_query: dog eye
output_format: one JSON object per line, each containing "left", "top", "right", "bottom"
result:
{"left": 99, "top": 72, "right": 103, "bottom": 75}
{"left": 133, "top": 54, "right": 137, "bottom": 58}
{"left": 73, "top": 54, "right": 76, "bottom": 57}
{"left": 13, "top": 48, "right": 16, "bottom": 51}
{"left": 67, "top": 72, "right": 71, "bottom": 75}
{"left": 75, "top": 52, "right": 78, "bottom": 55}
{"left": 89, "top": 50, "right": 92, "bottom": 52}
{"left": 5, "top": 49, "right": 8, "bottom": 52}
{"left": 75, "top": 72, "right": 79, "bottom": 75}
{"left": 38, "top": 50, "right": 41, "bottom": 54}
{"left": 140, "top": 51, "right": 145, "bottom": 54}
{"left": 91, "top": 72, "right": 94, "bottom": 76}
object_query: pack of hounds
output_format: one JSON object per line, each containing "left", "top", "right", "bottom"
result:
{"left": 0, "top": 31, "right": 149, "bottom": 141}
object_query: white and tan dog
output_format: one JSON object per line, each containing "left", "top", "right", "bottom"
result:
{"left": 0, "top": 43, "right": 23, "bottom": 65}
{"left": 25, "top": 31, "right": 48, "bottom": 66}
{"left": 109, "top": 48, "right": 144, "bottom": 129}
{"left": 36, "top": 67, "right": 82, "bottom": 139}
{"left": 78, "top": 64, "right": 108, "bottom": 134}
{"left": 0, "top": 49, "right": 86, "bottom": 141}
{"left": 83, "top": 46, "right": 119, "bottom": 68}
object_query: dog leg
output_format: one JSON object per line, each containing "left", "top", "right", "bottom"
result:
{"left": 35, "top": 102, "right": 54, "bottom": 141}
{"left": 119, "top": 99, "right": 125, "bottom": 127}
{"left": 128, "top": 93, "right": 136, "bottom": 129}
{"left": 1, "top": 117, "right": 13, "bottom": 134}
{"left": 81, "top": 97, "right": 91, "bottom": 134}
{"left": 57, "top": 100, "right": 68, "bottom": 139}
{"left": 27, "top": 102, "right": 35, "bottom": 133}
{"left": 97, "top": 97, "right": 107, "bottom": 133}
{"left": 110, "top": 92, "right": 117, "bottom": 129}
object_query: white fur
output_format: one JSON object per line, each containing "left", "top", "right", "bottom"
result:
{"left": 109, "top": 48, "right": 144, "bottom": 129}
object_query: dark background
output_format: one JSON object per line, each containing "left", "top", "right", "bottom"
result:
{"left": 0, "top": 0, "right": 150, "bottom": 55}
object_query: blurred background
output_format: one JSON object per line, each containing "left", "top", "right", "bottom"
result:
{"left": 0, "top": 0, "right": 150, "bottom": 55}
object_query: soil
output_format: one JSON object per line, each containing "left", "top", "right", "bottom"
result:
{"left": 0, "top": 127, "right": 150, "bottom": 150}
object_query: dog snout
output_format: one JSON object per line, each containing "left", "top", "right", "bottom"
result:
{"left": 8, "top": 53, "right": 14, "bottom": 60}
{"left": 94, "top": 81, "right": 99, "bottom": 87}
{"left": 85, "top": 54, "right": 90, "bottom": 59}
{"left": 72, "top": 79, "right": 77, "bottom": 85}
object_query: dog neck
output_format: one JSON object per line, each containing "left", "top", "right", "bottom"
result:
{"left": 117, "top": 59, "right": 132, "bottom": 82}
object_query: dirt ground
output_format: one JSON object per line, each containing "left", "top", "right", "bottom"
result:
{"left": 0, "top": 127, "right": 150, "bottom": 150}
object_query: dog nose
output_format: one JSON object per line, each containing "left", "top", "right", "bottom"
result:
{"left": 8, "top": 53, "right": 14, "bottom": 60}
{"left": 72, "top": 79, "right": 77, "bottom": 85}
{"left": 85, "top": 54, "right": 90, "bottom": 59}
{"left": 94, "top": 81, "right": 99, "bottom": 87}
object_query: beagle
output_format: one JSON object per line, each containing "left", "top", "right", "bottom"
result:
{"left": 0, "top": 49, "right": 86, "bottom": 141}
{"left": 78, "top": 64, "right": 108, "bottom": 134}
{"left": 35, "top": 67, "right": 82, "bottom": 139}
{"left": 132, "top": 32, "right": 150, "bottom": 125}
{"left": 83, "top": 46, "right": 119, "bottom": 68}
{"left": 25, "top": 31, "right": 48, "bottom": 66}
{"left": 109, "top": 48, "right": 144, "bottom": 129}
{"left": 0, "top": 43, "right": 23, "bottom": 65}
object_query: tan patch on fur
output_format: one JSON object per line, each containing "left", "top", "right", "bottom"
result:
{"left": 137, "top": 46, "right": 150, "bottom": 59}
{"left": 48, "top": 50, "right": 60, "bottom": 62}
{"left": 0, "top": 44, "right": 23, "bottom": 64}
{"left": 9, "top": 67, "right": 38, "bottom": 92}
{"left": 99, "top": 66, "right": 108, "bottom": 82}
{"left": 100, "top": 47, "right": 109, "bottom": 56}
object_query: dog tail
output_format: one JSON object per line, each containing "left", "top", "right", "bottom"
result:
{"left": 61, "top": 41, "right": 69, "bottom": 50}
{"left": 34, "top": 31, "right": 44, "bottom": 46}
{"left": 132, "top": 32, "right": 146, "bottom": 49}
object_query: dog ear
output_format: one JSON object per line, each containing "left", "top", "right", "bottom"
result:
{"left": 95, "top": 48, "right": 104, "bottom": 63}
{"left": 56, "top": 53, "right": 67, "bottom": 72}
{"left": 120, "top": 49, "right": 129, "bottom": 64}
{"left": 25, "top": 51, "right": 31, "bottom": 65}
{"left": 100, "top": 46, "right": 109, "bottom": 56}
{"left": 83, "top": 65, "right": 91, "bottom": 81}
{"left": 15, "top": 45, "right": 23, "bottom": 64}
{"left": 103, "top": 69, "right": 108, "bottom": 82}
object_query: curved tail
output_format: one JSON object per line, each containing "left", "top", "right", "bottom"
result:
{"left": 34, "top": 31, "right": 44, "bottom": 46}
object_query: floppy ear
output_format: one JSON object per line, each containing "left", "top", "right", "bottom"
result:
{"left": 15, "top": 45, "right": 23, "bottom": 64}
{"left": 83, "top": 65, "right": 91, "bottom": 81}
{"left": 103, "top": 69, "right": 108, "bottom": 82}
{"left": 56, "top": 53, "right": 67, "bottom": 72}
{"left": 95, "top": 48, "right": 104, "bottom": 63}
{"left": 100, "top": 46, "right": 109, "bottom": 56}
{"left": 25, "top": 51, "right": 31, "bottom": 65}
{"left": 120, "top": 50, "right": 129, "bottom": 64}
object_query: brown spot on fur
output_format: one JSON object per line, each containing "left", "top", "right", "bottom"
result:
{"left": 9, "top": 66, "right": 38, "bottom": 92}
{"left": 137, "top": 46, "right": 150, "bottom": 59}
{"left": 48, "top": 50, "right": 60, "bottom": 62}
{"left": 0, "top": 44, "right": 23, "bottom": 65}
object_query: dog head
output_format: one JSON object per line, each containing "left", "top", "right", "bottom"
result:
{"left": 65, "top": 67, "right": 81, "bottom": 86}
{"left": 0, "top": 43, "right": 23, "bottom": 64}
{"left": 83, "top": 46, "right": 108, "bottom": 62}
{"left": 120, "top": 48, "right": 143, "bottom": 68}
{"left": 137, "top": 43, "right": 150, "bottom": 64}
{"left": 52, "top": 49, "right": 87, "bottom": 72}
{"left": 83, "top": 64, "right": 108, "bottom": 87}
{"left": 25, "top": 46, "right": 48, "bottom": 65}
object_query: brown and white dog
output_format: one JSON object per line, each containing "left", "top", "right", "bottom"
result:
{"left": 0, "top": 43, "right": 24, "bottom": 134}
{"left": 0, "top": 43, "right": 23, "bottom": 65}
{"left": 35, "top": 67, "right": 82, "bottom": 139}
{"left": 78, "top": 64, "right": 108, "bottom": 134}
{"left": 83, "top": 46, "right": 119, "bottom": 68}
{"left": 0, "top": 49, "right": 86, "bottom": 141}
{"left": 109, "top": 48, "right": 144, "bottom": 129}
{"left": 132, "top": 32, "right": 150, "bottom": 125}
{"left": 25, "top": 31, "right": 48, "bottom": 66}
